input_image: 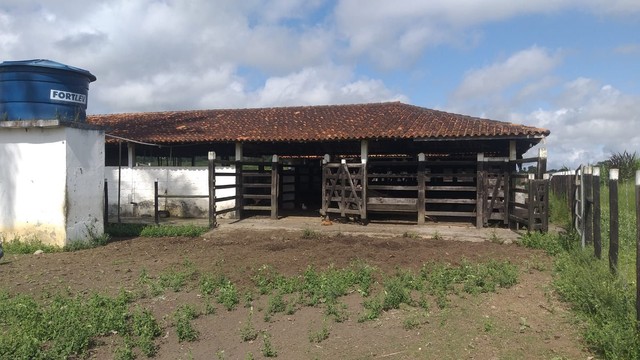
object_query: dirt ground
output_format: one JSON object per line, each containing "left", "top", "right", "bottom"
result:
{"left": 0, "top": 217, "right": 591, "bottom": 359}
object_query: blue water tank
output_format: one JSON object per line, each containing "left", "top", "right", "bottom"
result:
{"left": 0, "top": 59, "right": 96, "bottom": 122}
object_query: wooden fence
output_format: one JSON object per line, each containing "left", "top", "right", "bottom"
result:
{"left": 550, "top": 166, "right": 640, "bottom": 324}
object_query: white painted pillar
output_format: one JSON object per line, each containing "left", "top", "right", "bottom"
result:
{"left": 235, "top": 142, "right": 243, "bottom": 161}
{"left": 127, "top": 142, "right": 136, "bottom": 168}
{"left": 360, "top": 140, "right": 368, "bottom": 164}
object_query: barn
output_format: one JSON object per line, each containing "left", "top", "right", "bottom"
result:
{"left": 88, "top": 101, "right": 550, "bottom": 230}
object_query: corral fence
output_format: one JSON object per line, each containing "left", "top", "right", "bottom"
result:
{"left": 550, "top": 166, "right": 640, "bottom": 324}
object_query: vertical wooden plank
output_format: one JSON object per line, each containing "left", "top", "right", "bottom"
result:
{"left": 609, "top": 169, "right": 619, "bottom": 274}
{"left": 635, "top": 170, "right": 640, "bottom": 327}
{"left": 592, "top": 167, "right": 601, "bottom": 259}
{"left": 528, "top": 177, "right": 535, "bottom": 231}
{"left": 417, "top": 153, "right": 426, "bottom": 224}
{"left": 208, "top": 151, "right": 216, "bottom": 229}
{"left": 503, "top": 171, "right": 510, "bottom": 225}
{"left": 320, "top": 155, "right": 329, "bottom": 217}
{"left": 542, "top": 178, "right": 550, "bottom": 232}
{"left": 271, "top": 155, "right": 279, "bottom": 220}
{"left": 235, "top": 160, "right": 243, "bottom": 219}
{"left": 340, "top": 159, "right": 346, "bottom": 218}
{"left": 154, "top": 179, "right": 159, "bottom": 225}
{"left": 361, "top": 163, "right": 367, "bottom": 221}
{"left": 103, "top": 179, "right": 109, "bottom": 228}
{"left": 584, "top": 166, "right": 593, "bottom": 246}
{"left": 476, "top": 153, "right": 484, "bottom": 229}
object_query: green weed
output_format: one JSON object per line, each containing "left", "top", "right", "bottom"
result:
{"left": 173, "top": 304, "right": 199, "bottom": 342}
{"left": 240, "top": 311, "right": 259, "bottom": 342}
{"left": 217, "top": 281, "right": 239, "bottom": 311}
{"left": 140, "top": 224, "right": 208, "bottom": 237}
{"left": 1, "top": 236, "right": 61, "bottom": 254}
{"left": 308, "top": 320, "right": 330, "bottom": 343}
{"left": 261, "top": 332, "right": 277, "bottom": 357}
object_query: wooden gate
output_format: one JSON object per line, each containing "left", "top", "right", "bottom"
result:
{"left": 480, "top": 171, "right": 509, "bottom": 226}
{"left": 320, "top": 161, "right": 367, "bottom": 220}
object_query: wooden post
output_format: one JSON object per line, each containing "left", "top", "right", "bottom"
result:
{"left": 208, "top": 151, "right": 216, "bottom": 229}
{"left": 537, "top": 148, "right": 547, "bottom": 179}
{"left": 417, "top": 153, "right": 426, "bottom": 225}
{"left": 584, "top": 166, "right": 593, "bottom": 246}
{"left": 320, "top": 154, "right": 330, "bottom": 217}
{"left": 609, "top": 169, "right": 619, "bottom": 274}
{"left": 542, "top": 173, "right": 550, "bottom": 232}
{"left": 592, "top": 167, "right": 601, "bottom": 259}
{"left": 103, "top": 179, "right": 109, "bottom": 228}
{"left": 476, "top": 153, "right": 484, "bottom": 229}
{"left": 271, "top": 155, "right": 279, "bottom": 220}
{"left": 528, "top": 174, "right": 535, "bottom": 231}
{"left": 635, "top": 170, "right": 640, "bottom": 327}
{"left": 235, "top": 160, "right": 243, "bottom": 219}
{"left": 154, "top": 179, "right": 159, "bottom": 225}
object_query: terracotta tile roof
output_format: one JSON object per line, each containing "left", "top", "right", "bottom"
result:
{"left": 87, "top": 102, "right": 549, "bottom": 144}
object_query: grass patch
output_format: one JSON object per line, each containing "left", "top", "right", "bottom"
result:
{"left": 0, "top": 290, "right": 161, "bottom": 359}
{"left": 1, "top": 236, "right": 61, "bottom": 254}
{"left": 105, "top": 223, "right": 208, "bottom": 237}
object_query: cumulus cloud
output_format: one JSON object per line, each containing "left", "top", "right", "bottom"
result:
{"left": 515, "top": 80, "right": 640, "bottom": 169}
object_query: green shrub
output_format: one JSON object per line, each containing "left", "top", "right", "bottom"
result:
{"left": 217, "top": 281, "right": 239, "bottom": 311}
{"left": 173, "top": 304, "right": 199, "bottom": 342}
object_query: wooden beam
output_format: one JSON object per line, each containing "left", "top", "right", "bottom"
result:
{"left": 271, "top": 155, "right": 278, "bottom": 220}
{"left": 417, "top": 153, "right": 426, "bottom": 224}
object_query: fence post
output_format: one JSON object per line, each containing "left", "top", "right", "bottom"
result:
{"left": 208, "top": 151, "right": 216, "bottom": 229}
{"left": 635, "top": 170, "right": 640, "bottom": 327}
{"left": 528, "top": 173, "right": 535, "bottom": 230}
{"left": 235, "top": 160, "right": 243, "bottom": 219}
{"left": 593, "top": 167, "right": 602, "bottom": 259}
{"left": 103, "top": 179, "right": 109, "bottom": 228}
{"left": 609, "top": 169, "right": 619, "bottom": 274}
{"left": 476, "top": 153, "right": 484, "bottom": 229}
{"left": 417, "top": 153, "right": 426, "bottom": 225}
{"left": 154, "top": 179, "right": 159, "bottom": 225}
{"left": 271, "top": 155, "right": 279, "bottom": 220}
{"left": 537, "top": 148, "right": 547, "bottom": 179}
{"left": 584, "top": 166, "right": 593, "bottom": 246}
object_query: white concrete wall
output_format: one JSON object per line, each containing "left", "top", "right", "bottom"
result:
{"left": 105, "top": 166, "right": 236, "bottom": 218}
{"left": 0, "top": 124, "right": 104, "bottom": 246}
{"left": 65, "top": 127, "right": 105, "bottom": 241}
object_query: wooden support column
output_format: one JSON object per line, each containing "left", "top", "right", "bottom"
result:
{"left": 537, "top": 148, "right": 547, "bottom": 179}
{"left": 476, "top": 153, "right": 485, "bottom": 229}
{"left": 592, "top": 167, "right": 601, "bottom": 259}
{"left": 509, "top": 140, "right": 517, "bottom": 172}
{"left": 361, "top": 140, "right": 368, "bottom": 221}
{"left": 103, "top": 179, "right": 108, "bottom": 228}
{"left": 271, "top": 155, "right": 279, "bottom": 220}
{"left": 417, "top": 153, "right": 426, "bottom": 224}
{"left": 208, "top": 151, "right": 216, "bottom": 229}
{"left": 320, "top": 154, "right": 330, "bottom": 217}
{"left": 235, "top": 142, "right": 243, "bottom": 220}
{"left": 154, "top": 179, "right": 159, "bottom": 225}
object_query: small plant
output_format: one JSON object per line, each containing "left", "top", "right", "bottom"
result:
{"left": 243, "top": 291, "right": 254, "bottom": 307}
{"left": 199, "top": 273, "right": 218, "bottom": 296}
{"left": 325, "top": 301, "right": 349, "bottom": 322}
{"left": 217, "top": 281, "right": 239, "bottom": 311}
{"left": 382, "top": 275, "right": 412, "bottom": 310}
{"left": 301, "top": 228, "right": 319, "bottom": 239}
{"left": 489, "top": 230, "right": 503, "bottom": 244}
{"left": 173, "top": 304, "right": 199, "bottom": 342}
{"left": 131, "top": 307, "right": 161, "bottom": 356}
{"left": 358, "top": 295, "right": 383, "bottom": 322}
{"left": 402, "top": 231, "right": 419, "bottom": 239}
{"left": 308, "top": 320, "right": 330, "bottom": 343}
{"left": 240, "top": 311, "right": 259, "bottom": 342}
{"left": 483, "top": 318, "right": 494, "bottom": 332}
{"left": 402, "top": 312, "right": 426, "bottom": 330}
{"left": 261, "top": 332, "right": 278, "bottom": 357}
{"left": 203, "top": 296, "right": 217, "bottom": 315}
{"left": 432, "top": 231, "right": 443, "bottom": 240}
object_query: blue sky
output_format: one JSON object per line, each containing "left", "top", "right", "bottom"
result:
{"left": 1, "top": 0, "right": 639, "bottom": 169}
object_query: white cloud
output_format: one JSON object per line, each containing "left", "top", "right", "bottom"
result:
{"left": 453, "top": 46, "right": 562, "bottom": 100}
{"left": 516, "top": 80, "right": 640, "bottom": 169}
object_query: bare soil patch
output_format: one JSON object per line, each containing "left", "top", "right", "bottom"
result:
{"left": 0, "top": 227, "right": 591, "bottom": 359}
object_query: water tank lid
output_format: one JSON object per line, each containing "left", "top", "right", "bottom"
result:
{"left": 0, "top": 59, "right": 96, "bottom": 82}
